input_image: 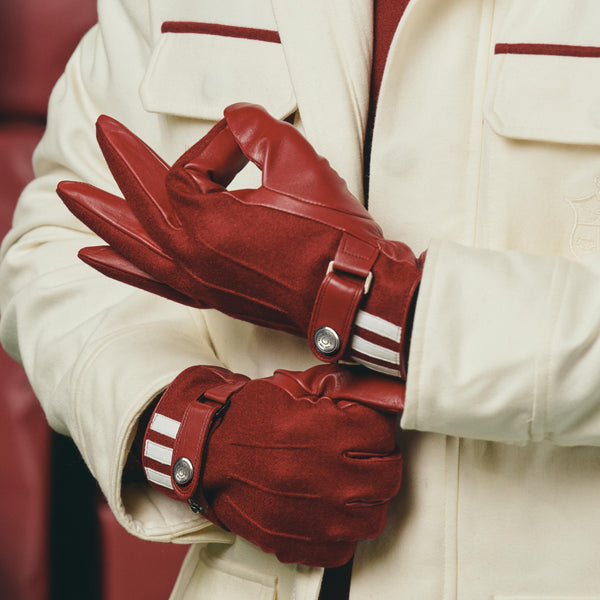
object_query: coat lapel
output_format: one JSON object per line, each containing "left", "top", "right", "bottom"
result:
{"left": 271, "top": 0, "right": 372, "bottom": 201}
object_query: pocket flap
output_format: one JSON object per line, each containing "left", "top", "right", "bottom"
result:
{"left": 140, "top": 25, "right": 297, "bottom": 121}
{"left": 483, "top": 46, "right": 600, "bottom": 145}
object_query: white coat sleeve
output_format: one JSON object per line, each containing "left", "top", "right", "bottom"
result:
{"left": 402, "top": 238, "right": 600, "bottom": 447}
{"left": 0, "top": 0, "right": 232, "bottom": 544}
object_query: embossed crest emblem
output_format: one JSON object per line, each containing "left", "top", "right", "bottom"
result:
{"left": 568, "top": 176, "right": 600, "bottom": 257}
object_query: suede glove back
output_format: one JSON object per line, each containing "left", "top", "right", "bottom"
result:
{"left": 58, "top": 104, "right": 422, "bottom": 378}
{"left": 142, "top": 364, "right": 405, "bottom": 567}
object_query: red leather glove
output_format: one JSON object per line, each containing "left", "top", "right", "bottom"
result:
{"left": 141, "top": 363, "right": 404, "bottom": 567}
{"left": 58, "top": 103, "right": 422, "bottom": 377}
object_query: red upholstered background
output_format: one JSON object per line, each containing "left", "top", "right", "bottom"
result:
{"left": 0, "top": 2, "right": 187, "bottom": 598}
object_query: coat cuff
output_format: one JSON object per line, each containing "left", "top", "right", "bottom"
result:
{"left": 402, "top": 239, "right": 563, "bottom": 445}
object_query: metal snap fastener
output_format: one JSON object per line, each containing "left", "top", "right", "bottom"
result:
{"left": 173, "top": 457, "right": 194, "bottom": 487}
{"left": 314, "top": 326, "right": 341, "bottom": 355}
{"left": 188, "top": 499, "right": 205, "bottom": 514}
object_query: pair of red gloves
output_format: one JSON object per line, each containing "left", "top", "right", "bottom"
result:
{"left": 58, "top": 104, "right": 423, "bottom": 567}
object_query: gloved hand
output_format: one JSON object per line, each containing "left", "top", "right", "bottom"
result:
{"left": 58, "top": 103, "right": 423, "bottom": 377}
{"left": 141, "top": 363, "right": 404, "bottom": 567}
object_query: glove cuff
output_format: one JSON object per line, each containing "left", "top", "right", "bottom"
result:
{"left": 141, "top": 366, "right": 247, "bottom": 517}
{"left": 348, "top": 244, "right": 423, "bottom": 379}
{"left": 309, "top": 234, "right": 422, "bottom": 379}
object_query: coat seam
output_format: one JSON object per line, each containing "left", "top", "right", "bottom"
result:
{"left": 530, "top": 258, "right": 565, "bottom": 442}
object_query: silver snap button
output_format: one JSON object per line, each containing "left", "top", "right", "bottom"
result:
{"left": 173, "top": 457, "right": 194, "bottom": 486}
{"left": 314, "top": 326, "right": 341, "bottom": 355}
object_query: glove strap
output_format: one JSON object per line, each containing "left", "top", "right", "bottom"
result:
{"left": 309, "top": 233, "right": 378, "bottom": 362}
{"left": 141, "top": 368, "right": 245, "bottom": 519}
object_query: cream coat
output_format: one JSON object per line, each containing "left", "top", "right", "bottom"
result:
{"left": 2, "top": 0, "right": 600, "bottom": 598}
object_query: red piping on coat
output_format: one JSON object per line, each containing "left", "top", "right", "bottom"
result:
{"left": 161, "top": 22, "right": 281, "bottom": 44}
{"left": 495, "top": 43, "right": 600, "bottom": 58}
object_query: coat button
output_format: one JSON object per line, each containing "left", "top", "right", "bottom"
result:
{"left": 173, "top": 457, "right": 194, "bottom": 487}
{"left": 314, "top": 326, "right": 341, "bottom": 355}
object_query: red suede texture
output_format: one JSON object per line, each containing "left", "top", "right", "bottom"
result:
{"left": 143, "top": 364, "right": 404, "bottom": 568}
{"left": 57, "top": 104, "right": 422, "bottom": 373}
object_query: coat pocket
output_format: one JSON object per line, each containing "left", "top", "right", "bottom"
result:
{"left": 173, "top": 544, "right": 277, "bottom": 600}
{"left": 483, "top": 44, "right": 600, "bottom": 145}
{"left": 140, "top": 22, "right": 297, "bottom": 121}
